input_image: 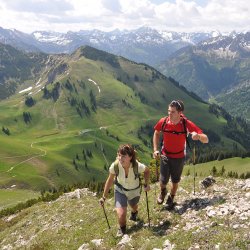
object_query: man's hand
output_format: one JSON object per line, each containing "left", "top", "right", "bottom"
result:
{"left": 191, "top": 132, "right": 200, "bottom": 141}
{"left": 153, "top": 150, "right": 160, "bottom": 159}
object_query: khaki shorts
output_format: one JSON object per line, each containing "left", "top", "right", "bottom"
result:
{"left": 115, "top": 189, "right": 140, "bottom": 208}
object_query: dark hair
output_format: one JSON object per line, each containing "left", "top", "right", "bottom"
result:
{"left": 117, "top": 144, "right": 136, "bottom": 165}
{"left": 169, "top": 100, "right": 184, "bottom": 112}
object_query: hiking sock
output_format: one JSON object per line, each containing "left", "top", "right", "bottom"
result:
{"left": 157, "top": 188, "right": 167, "bottom": 204}
{"left": 120, "top": 225, "right": 126, "bottom": 234}
{"left": 129, "top": 211, "right": 138, "bottom": 221}
{"left": 166, "top": 194, "right": 175, "bottom": 209}
{"left": 117, "top": 225, "right": 126, "bottom": 237}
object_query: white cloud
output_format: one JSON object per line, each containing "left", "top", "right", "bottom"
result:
{"left": 102, "top": 0, "right": 122, "bottom": 13}
{"left": 3, "top": 0, "right": 73, "bottom": 14}
{"left": 154, "top": 0, "right": 201, "bottom": 29}
{"left": 0, "top": 0, "right": 249, "bottom": 33}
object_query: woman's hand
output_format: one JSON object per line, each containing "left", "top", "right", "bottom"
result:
{"left": 99, "top": 196, "right": 106, "bottom": 206}
{"left": 144, "top": 184, "right": 150, "bottom": 192}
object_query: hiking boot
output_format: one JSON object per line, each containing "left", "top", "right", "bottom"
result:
{"left": 129, "top": 211, "right": 138, "bottom": 221}
{"left": 116, "top": 226, "right": 126, "bottom": 237}
{"left": 157, "top": 188, "right": 167, "bottom": 204}
{"left": 165, "top": 195, "right": 175, "bottom": 210}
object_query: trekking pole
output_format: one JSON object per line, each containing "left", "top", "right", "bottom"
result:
{"left": 155, "top": 157, "right": 159, "bottom": 205}
{"left": 193, "top": 143, "right": 196, "bottom": 195}
{"left": 102, "top": 204, "right": 111, "bottom": 229}
{"left": 145, "top": 189, "right": 151, "bottom": 227}
{"left": 156, "top": 157, "right": 159, "bottom": 183}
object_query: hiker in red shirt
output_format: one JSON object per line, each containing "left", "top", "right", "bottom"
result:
{"left": 153, "top": 100, "right": 208, "bottom": 209}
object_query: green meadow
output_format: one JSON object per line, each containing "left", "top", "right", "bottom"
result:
{"left": 184, "top": 157, "right": 250, "bottom": 176}
{"left": 0, "top": 189, "right": 40, "bottom": 210}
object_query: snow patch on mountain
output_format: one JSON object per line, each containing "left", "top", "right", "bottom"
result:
{"left": 33, "top": 32, "right": 72, "bottom": 45}
{"left": 241, "top": 41, "right": 250, "bottom": 50}
{"left": 35, "top": 78, "right": 41, "bottom": 86}
{"left": 89, "top": 38, "right": 99, "bottom": 44}
{"left": 159, "top": 31, "right": 174, "bottom": 41}
{"left": 208, "top": 47, "right": 237, "bottom": 58}
{"left": 202, "top": 36, "right": 226, "bottom": 46}
{"left": 211, "top": 31, "right": 221, "bottom": 38}
{"left": 19, "top": 86, "right": 32, "bottom": 94}
{"left": 88, "top": 79, "right": 101, "bottom": 93}
{"left": 30, "top": 28, "right": 216, "bottom": 48}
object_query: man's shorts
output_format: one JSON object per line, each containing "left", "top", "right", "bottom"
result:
{"left": 160, "top": 155, "right": 185, "bottom": 184}
{"left": 115, "top": 190, "right": 140, "bottom": 208}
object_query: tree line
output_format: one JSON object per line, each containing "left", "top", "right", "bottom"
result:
{"left": 0, "top": 180, "right": 105, "bottom": 219}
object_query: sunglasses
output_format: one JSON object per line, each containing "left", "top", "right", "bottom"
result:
{"left": 170, "top": 100, "right": 182, "bottom": 110}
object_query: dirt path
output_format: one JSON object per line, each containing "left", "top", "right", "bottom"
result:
{"left": 6, "top": 142, "right": 47, "bottom": 173}
{"left": 88, "top": 78, "right": 101, "bottom": 93}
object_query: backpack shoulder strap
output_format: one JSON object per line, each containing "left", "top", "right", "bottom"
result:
{"left": 161, "top": 116, "right": 168, "bottom": 132}
{"left": 114, "top": 159, "right": 119, "bottom": 176}
{"left": 132, "top": 161, "right": 140, "bottom": 179}
{"left": 133, "top": 161, "right": 142, "bottom": 194}
{"left": 182, "top": 117, "right": 192, "bottom": 151}
{"left": 182, "top": 116, "right": 187, "bottom": 134}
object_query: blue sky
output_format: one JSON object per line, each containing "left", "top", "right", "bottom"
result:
{"left": 0, "top": 0, "right": 249, "bottom": 33}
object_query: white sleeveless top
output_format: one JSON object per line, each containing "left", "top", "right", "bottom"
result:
{"left": 109, "top": 161, "right": 146, "bottom": 200}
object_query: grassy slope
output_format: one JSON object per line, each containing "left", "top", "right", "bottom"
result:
{"left": 215, "top": 84, "right": 250, "bottom": 120}
{"left": 0, "top": 189, "right": 40, "bottom": 210}
{"left": 0, "top": 48, "right": 248, "bottom": 202}
{"left": 183, "top": 157, "right": 250, "bottom": 176}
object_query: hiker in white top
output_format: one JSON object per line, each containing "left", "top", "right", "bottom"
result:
{"left": 99, "top": 144, "right": 150, "bottom": 237}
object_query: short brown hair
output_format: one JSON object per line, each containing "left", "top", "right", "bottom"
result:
{"left": 117, "top": 144, "right": 136, "bottom": 165}
{"left": 169, "top": 100, "right": 184, "bottom": 112}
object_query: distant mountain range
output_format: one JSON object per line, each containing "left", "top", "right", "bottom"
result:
{"left": 0, "top": 26, "right": 223, "bottom": 66}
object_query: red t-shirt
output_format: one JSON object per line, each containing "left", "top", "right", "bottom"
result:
{"left": 154, "top": 116, "right": 202, "bottom": 158}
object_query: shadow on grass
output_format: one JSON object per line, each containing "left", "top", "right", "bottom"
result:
{"left": 126, "top": 219, "right": 144, "bottom": 234}
{"left": 127, "top": 218, "right": 171, "bottom": 236}
{"left": 167, "top": 196, "right": 226, "bottom": 215}
{"left": 150, "top": 220, "right": 171, "bottom": 236}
